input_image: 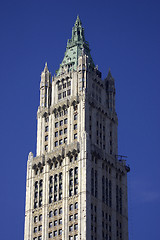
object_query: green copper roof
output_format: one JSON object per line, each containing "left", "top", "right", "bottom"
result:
{"left": 56, "top": 16, "right": 95, "bottom": 76}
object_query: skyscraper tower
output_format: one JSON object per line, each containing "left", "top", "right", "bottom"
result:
{"left": 24, "top": 16, "right": 130, "bottom": 240}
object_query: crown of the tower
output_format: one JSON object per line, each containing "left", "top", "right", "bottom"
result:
{"left": 56, "top": 15, "right": 95, "bottom": 75}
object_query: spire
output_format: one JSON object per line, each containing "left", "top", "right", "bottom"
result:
{"left": 68, "top": 15, "right": 85, "bottom": 48}
{"left": 56, "top": 16, "right": 94, "bottom": 76}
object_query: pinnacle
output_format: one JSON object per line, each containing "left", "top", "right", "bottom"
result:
{"left": 107, "top": 68, "right": 114, "bottom": 81}
{"left": 44, "top": 62, "right": 48, "bottom": 71}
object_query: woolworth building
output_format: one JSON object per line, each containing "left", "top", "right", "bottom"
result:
{"left": 24, "top": 16, "right": 130, "bottom": 240}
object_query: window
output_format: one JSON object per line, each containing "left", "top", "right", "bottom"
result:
{"left": 58, "top": 93, "right": 61, "bottom": 100}
{"left": 49, "top": 222, "right": 52, "bottom": 228}
{"left": 70, "top": 169, "right": 73, "bottom": 177}
{"left": 64, "top": 118, "right": 67, "bottom": 124}
{"left": 59, "top": 229, "right": 62, "bottom": 235}
{"left": 67, "top": 81, "right": 71, "bottom": 87}
{"left": 64, "top": 137, "right": 67, "bottom": 143}
{"left": 59, "top": 172, "right": 62, "bottom": 180}
{"left": 39, "top": 225, "right": 42, "bottom": 231}
{"left": 49, "top": 176, "right": 53, "bottom": 184}
{"left": 60, "top": 120, "right": 63, "bottom": 126}
{"left": 63, "top": 83, "right": 66, "bottom": 88}
{"left": 74, "top": 114, "right": 77, "bottom": 120}
{"left": 74, "top": 187, "right": 78, "bottom": 195}
{"left": 95, "top": 206, "right": 97, "bottom": 212}
{"left": 55, "top": 131, "right": 58, "bottom": 137}
{"left": 63, "top": 91, "right": 66, "bottom": 97}
{"left": 64, "top": 109, "right": 67, "bottom": 115}
{"left": 49, "top": 211, "right": 53, "bottom": 218}
{"left": 55, "top": 122, "right": 58, "bottom": 128}
{"left": 55, "top": 141, "right": 58, "bottom": 147}
{"left": 69, "top": 236, "right": 73, "bottom": 240}
{"left": 34, "top": 216, "right": 38, "bottom": 222}
{"left": 34, "top": 202, "right": 38, "bottom": 208}
{"left": 34, "top": 227, "right": 37, "bottom": 233}
{"left": 49, "top": 196, "right": 53, "bottom": 203}
{"left": 35, "top": 181, "right": 38, "bottom": 189}
{"left": 59, "top": 139, "right": 63, "bottom": 145}
{"left": 69, "top": 189, "right": 73, "bottom": 196}
{"left": 48, "top": 232, "right": 52, "bottom": 238}
{"left": 67, "top": 89, "right": 71, "bottom": 95}
{"left": 64, "top": 128, "right": 67, "bottom": 134}
{"left": 74, "top": 133, "right": 77, "bottom": 139}
{"left": 70, "top": 179, "right": 73, "bottom": 186}
{"left": 59, "top": 208, "right": 62, "bottom": 214}
{"left": 59, "top": 218, "right": 62, "bottom": 225}
{"left": 45, "top": 135, "right": 48, "bottom": 141}
{"left": 39, "top": 214, "right": 42, "bottom": 221}
{"left": 75, "top": 202, "right": 78, "bottom": 209}
{"left": 91, "top": 214, "right": 93, "bottom": 221}
{"left": 59, "top": 129, "right": 63, "bottom": 135}
{"left": 75, "top": 155, "right": 78, "bottom": 161}
{"left": 69, "top": 215, "right": 73, "bottom": 221}
{"left": 74, "top": 213, "right": 78, "bottom": 220}
{"left": 59, "top": 183, "right": 62, "bottom": 190}
{"left": 74, "top": 235, "right": 78, "bottom": 240}
{"left": 74, "top": 224, "right": 78, "bottom": 230}
{"left": 59, "top": 193, "right": 62, "bottom": 200}
{"left": 54, "top": 220, "right": 58, "bottom": 226}
{"left": 45, "top": 126, "right": 48, "bottom": 132}
{"left": 70, "top": 156, "right": 73, "bottom": 162}
{"left": 49, "top": 187, "right": 53, "bottom": 194}
{"left": 38, "top": 190, "right": 41, "bottom": 199}
{"left": 54, "top": 209, "right": 58, "bottom": 216}
{"left": 58, "top": 85, "right": 62, "bottom": 90}
{"left": 69, "top": 204, "right": 73, "bottom": 211}
{"left": 54, "top": 230, "right": 57, "bottom": 236}
{"left": 75, "top": 167, "right": 78, "bottom": 175}
{"left": 74, "top": 124, "right": 77, "bottom": 130}
{"left": 69, "top": 225, "right": 73, "bottom": 232}
{"left": 45, "top": 145, "right": 48, "bottom": 151}
{"left": 39, "top": 200, "right": 42, "bottom": 207}
{"left": 38, "top": 236, "right": 42, "bottom": 240}
{"left": 39, "top": 180, "right": 43, "bottom": 187}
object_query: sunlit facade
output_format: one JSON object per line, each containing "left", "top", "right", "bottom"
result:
{"left": 24, "top": 16, "right": 130, "bottom": 240}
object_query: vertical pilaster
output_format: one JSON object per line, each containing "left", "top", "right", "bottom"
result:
{"left": 24, "top": 152, "right": 34, "bottom": 240}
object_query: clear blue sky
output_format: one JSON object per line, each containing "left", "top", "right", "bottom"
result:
{"left": 0, "top": 0, "right": 160, "bottom": 239}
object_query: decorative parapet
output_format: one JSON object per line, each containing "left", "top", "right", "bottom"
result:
{"left": 32, "top": 155, "right": 45, "bottom": 174}
{"left": 43, "top": 141, "right": 80, "bottom": 168}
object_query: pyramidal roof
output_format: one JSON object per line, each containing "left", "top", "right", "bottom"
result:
{"left": 56, "top": 16, "right": 95, "bottom": 76}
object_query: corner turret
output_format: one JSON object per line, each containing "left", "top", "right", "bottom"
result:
{"left": 40, "top": 62, "right": 52, "bottom": 108}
